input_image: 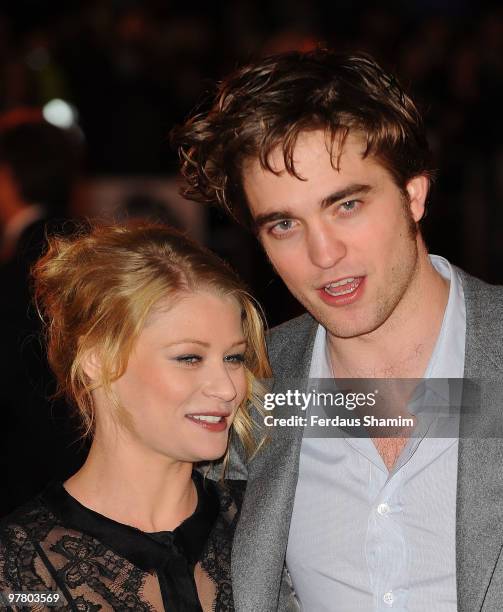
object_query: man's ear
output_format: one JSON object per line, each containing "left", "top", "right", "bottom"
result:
{"left": 405, "top": 175, "right": 430, "bottom": 222}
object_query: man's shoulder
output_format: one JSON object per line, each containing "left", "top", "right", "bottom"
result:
{"left": 266, "top": 313, "right": 318, "bottom": 375}
{"left": 457, "top": 268, "right": 503, "bottom": 375}
{"left": 267, "top": 312, "right": 315, "bottom": 349}
{"left": 458, "top": 268, "right": 503, "bottom": 322}
{"left": 458, "top": 267, "right": 503, "bottom": 293}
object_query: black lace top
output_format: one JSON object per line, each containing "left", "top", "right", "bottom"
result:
{"left": 0, "top": 473, "right": 244, "bottom": 611}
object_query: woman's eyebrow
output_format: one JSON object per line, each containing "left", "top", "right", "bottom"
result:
{"left": 164, "top": 340, "right": 211, "bottom": 348}
{"left": 164, "top": 339, "right": 247, "bottom": 348}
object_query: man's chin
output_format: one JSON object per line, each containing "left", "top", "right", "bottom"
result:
{"left": 325, "top": 323, "right": 381, "bottom": 340}
{"left": 317, "top": 310, "right": 387, "bottom": 340}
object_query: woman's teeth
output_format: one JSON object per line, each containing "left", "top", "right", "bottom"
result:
{"left": 189, "top": 415, "right": 223, "bottom": 423}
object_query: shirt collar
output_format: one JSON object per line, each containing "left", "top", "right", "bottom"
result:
{"left": 424, "top": 255, "right": 466, "bottom": 379}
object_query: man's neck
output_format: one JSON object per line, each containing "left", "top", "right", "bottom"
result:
{"left": 328, "top": 254, "right": 450, "bottom": 379}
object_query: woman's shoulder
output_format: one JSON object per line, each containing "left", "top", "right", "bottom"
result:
{"left": 0, "top": 493, "right": 61, "bottom": 595}
{"left": 202, "top": 476, "right": 246, "bottom": 517}
{"left": 216, "top": 478, "right": 246, "bottom": 511}
{"left": 0, "top": 494, "right": 56, "bottom": 551}
{"left": 196, "top": 479, "right": 246, "bottom": 611}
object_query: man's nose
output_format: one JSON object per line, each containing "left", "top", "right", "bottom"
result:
{"left": 306, "top": 222, "right": 347, "bottom": 269}
{"left": 203, "top": 364, "right": 238, "bottom": 402}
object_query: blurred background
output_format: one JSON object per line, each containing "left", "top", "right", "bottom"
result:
{"left": 0, "top": 0, "right": 502, "bottom": 513}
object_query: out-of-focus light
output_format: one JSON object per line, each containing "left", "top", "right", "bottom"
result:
{"left": 42, "top": 99, "right": 77, "bottom": 129}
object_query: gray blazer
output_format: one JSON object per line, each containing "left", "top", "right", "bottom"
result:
{"left": 230, "top": 270, "right": 503, "bottom": 612}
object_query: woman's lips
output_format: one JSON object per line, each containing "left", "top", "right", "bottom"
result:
{"left": 317, "top": 276, "right": 365, "bottom": 306}
{"left": 185, "top": 414, "right": 229, "bottom": 432}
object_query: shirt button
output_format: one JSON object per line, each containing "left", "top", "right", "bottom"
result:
{"left": 383, "top": 591, "right": 394, "bottom": 605}
{"left": 377, "top": 503, "right": 390, "bottom": 515}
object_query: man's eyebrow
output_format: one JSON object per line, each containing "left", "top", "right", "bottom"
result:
{"left": 254, "top": 211, "right": 293, "bottom": 230}
{"left": 320, "top": 183, "right": 372, "bottom": 208}
{"left": 253, "top": 183, "right": 373, "bottom": 230}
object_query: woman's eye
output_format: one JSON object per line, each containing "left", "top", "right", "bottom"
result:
{"left": 175, "top": 354, "right": 202, "bottom": 365}
{"left": 224, "top": 353, "right": 245, "bottom": 365}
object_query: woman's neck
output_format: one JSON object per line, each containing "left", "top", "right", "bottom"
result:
{"left": 64, "top": 433, "right": 197, "bottom": 533}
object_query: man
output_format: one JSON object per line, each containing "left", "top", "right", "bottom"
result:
{"left": 0, "top": 111, "right": 85, "bottom": 515}
{"left": 174, "top": 51, "right": 503, "bottom": 611}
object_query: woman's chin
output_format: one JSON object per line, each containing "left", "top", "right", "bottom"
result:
{"left": 191, "top": 445, "right": 228, "bottom": 464}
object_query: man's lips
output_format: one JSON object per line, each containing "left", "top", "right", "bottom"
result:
{"left": 185, "top": 412, "right": 231, "bottom": 432}
{"left": 317, "top": 276, "right": 365, "bottom": 305}
{"left": 321, "top": 276, "right": 361, "bottom": 295}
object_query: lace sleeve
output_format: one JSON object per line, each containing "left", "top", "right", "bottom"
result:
{"left": 0, "top": 501, "right": 162, "bottom": 612}
{"left": 0, "top": 518, "right": 64, "bottom": 611}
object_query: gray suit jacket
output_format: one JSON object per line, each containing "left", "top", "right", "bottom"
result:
{"left": 230, "top": 270, "right": 503, "bottom": 611}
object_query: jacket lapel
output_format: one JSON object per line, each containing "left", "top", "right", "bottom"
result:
{"left": 457, "top": 271, "right": 503, "bottom": 612}
{"left": 232, "top": 315, "right": 318, "bottom": 611}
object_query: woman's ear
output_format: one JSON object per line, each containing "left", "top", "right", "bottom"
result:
{"left": 80, "top": 349, "right": 102, "bottom": 382}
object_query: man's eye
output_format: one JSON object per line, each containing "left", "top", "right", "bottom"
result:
{"left": 176, "top": 354, "right": 202, "bottom": 365}
{"left": 269, "top": 220, "right": 295, "bottom": 235}
{"left": 224, "top": 353, "right": 245, "bottom": 365}
{"left": 339, "top": 200, "right": 359, "bottom": 213}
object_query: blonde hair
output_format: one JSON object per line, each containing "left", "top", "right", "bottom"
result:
{"left": 32, "top": 221, "right": 271, "bottom": 459}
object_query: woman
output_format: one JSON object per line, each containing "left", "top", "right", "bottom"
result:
{"left": 0, "top": 222, "right": 270, "bottom": 611}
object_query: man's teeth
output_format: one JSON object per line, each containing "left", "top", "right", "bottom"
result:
{"left": 190, "top": 415, "right": 223, "bottom": 423}
{"left": 326, "top": 277, "right": 355, "bottom": 288}
{"left": 324, "top": 277, "right": 358, "bottom": 296}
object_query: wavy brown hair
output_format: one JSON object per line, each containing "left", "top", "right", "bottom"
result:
{"left": 32, "top": 221, "right": 271, "bottom": 460}
{"left": 173, "top": 50, "right": 434, "bottom": 228}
